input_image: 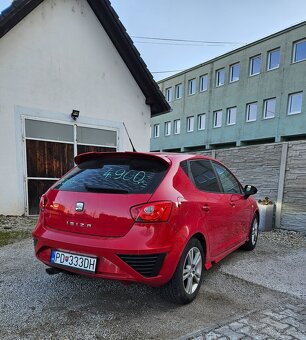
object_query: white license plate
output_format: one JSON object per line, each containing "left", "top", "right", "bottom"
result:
{"left": 50, "top": 250, "right": 97, "bottom": 273}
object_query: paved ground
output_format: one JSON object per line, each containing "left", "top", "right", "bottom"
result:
{"left": 0, "top": 221, "right": 305, "bottom": 339}
{"left": 185, "top": 304, "right": 306, "bottom": 340}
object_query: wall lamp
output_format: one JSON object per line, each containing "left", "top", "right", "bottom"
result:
{"left": 71, "top": 110, "right": 80, "bottom": 120}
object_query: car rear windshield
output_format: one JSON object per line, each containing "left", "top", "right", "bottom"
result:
{"left": 53, "top": 156, "right": 169, "bottom": 194}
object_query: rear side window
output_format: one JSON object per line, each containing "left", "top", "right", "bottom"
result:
{"left": 213, "top": 162, "right": 242, "bottom": 194}
{"left": 189, "top": 160, "right": 221, "bottom": 193}
{"left": 180, "top": 160, "right": 189, "bottom": 176}
{"left": 53, "top": 157, "right": 168, "bottom": 194}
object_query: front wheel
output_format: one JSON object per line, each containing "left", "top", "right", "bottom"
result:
{"left": 161, "top": 238, "right": 204, "bottom": 304}
{"left": 241, "top": 215, "right": 259, "bottom": 251}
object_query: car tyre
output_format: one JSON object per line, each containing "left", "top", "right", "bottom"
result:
{"left": 241, "top": 215, "right": 259, "bottom": 251}
{"left": 161, "top": 238, "right": 204, "bottom": 304}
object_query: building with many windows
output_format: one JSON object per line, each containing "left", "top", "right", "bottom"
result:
{"left": 151, "top": 21, "right": 306, "bottom": 152}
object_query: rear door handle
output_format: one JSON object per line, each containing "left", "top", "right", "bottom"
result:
{"left": 202, "top": 204, "right": 210, "bottom": 212}
{"left": 230, "top": 202, "right": 236, "bottom": 207}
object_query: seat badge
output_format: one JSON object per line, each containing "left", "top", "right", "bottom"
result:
{"left": 75, "top": 202, "right": 84, "bottom": 212}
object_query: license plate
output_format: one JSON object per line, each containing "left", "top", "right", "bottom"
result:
{"left": 50, "top": 250, "right": 97, "bottom": 273}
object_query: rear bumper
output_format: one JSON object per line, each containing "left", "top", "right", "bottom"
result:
{"left": 32, "top": 217, "right": 185, "bottom": 286}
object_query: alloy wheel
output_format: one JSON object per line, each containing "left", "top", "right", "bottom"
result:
{"left": 182, "top": 247, "right": 202, "bottom": 295}
{"left": 251, "top": 218, "right": 259, "bottom": 245}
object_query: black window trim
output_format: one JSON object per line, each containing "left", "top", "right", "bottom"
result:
{"left": 185, "top": 159, "right": 223, "bottom": 194}
{"left": 182, "top": 158, "right": 244, "bottom": 195}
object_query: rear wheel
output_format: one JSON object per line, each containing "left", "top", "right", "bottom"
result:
{"left": 241, "top": 215, "right": 259, "bottom": 251}
{"left": 161, "top": 238, "right": 204, "bottom": 304}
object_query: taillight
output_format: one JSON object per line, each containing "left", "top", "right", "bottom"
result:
{"left": 39, "top": 194, "right": 48, "bottom": 211}
{"left": 130, "top": 201, "right": 172, "bottom": 222}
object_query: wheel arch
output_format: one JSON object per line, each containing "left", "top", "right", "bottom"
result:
{"left": 190, "top": 232, "right": 207, "bottom": 259}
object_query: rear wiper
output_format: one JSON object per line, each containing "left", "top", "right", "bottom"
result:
{"left": 84, "top": 184, "right": 129, "bottom": 194}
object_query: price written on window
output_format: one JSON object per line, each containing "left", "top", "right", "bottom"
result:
{"left": 102, "top": 167, "right": 147, "bottom": 185}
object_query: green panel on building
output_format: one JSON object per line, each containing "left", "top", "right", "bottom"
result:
{"left": 151, "top": 21, "right": 306, "bottom": 152}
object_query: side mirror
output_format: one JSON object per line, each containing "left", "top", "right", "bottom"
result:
{"left": 244, "top": 185, "right": 257, "bottom": 198}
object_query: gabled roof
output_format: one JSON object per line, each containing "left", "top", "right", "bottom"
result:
{"left": 0, "top": 0, "right": 170, "bottom": 116}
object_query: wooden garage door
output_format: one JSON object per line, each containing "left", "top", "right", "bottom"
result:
{"left": 25, "top": 119, "right": 117, "bottom": 215}
{"left": 26, "top": 140, "right": 75, "bottom": 215}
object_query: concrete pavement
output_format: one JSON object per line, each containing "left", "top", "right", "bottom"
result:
{"left": 0, "top": 229, "right": 305, "bottom": 339}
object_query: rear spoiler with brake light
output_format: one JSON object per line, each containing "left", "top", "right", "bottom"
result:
{"left": 74, "top": 152, "right": 171, "bottom": 166}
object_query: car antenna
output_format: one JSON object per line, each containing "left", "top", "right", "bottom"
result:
{"left": 123, "top": 122, "right": 137, "bottom": 152}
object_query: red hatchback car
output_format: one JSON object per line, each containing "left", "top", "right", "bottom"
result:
{"left": 33, "top": 152, "right": 259, "bottom": 304}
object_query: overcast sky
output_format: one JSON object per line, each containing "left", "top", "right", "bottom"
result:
{"left": 1, "top": 0, "right": 306, "bottom": 80}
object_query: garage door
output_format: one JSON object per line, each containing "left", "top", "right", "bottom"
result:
{"left": 25, "top": 119, "right": 117, "bottom": 215}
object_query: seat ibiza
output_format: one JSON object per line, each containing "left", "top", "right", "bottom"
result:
{"left": 33, "top": 152, "right": 259, "bottom": 304}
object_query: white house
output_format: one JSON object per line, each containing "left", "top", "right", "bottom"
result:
{"left": 0, "top": 0, "right": 169, "bottom": 215}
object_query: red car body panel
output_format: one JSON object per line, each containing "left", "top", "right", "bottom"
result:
{"left": 33, "top": 152, "right": 258, "bottom": 286}
{"left": 43, "top": 190, "right": 152, "bottom": 237}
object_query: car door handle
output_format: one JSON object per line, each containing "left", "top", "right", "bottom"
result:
{"left": 229, "top": 202, "right": 236, "bottom": 207}
{"left": 202, "top": 205, "right": 210, "bottom": 212}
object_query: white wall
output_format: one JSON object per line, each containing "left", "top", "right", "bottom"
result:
{"left": 0, "top": 0, "right": 151, "bottom": 214}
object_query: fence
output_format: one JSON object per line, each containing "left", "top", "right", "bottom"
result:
{"left": 201, "top": 140, "right": 306, "bottom": 233}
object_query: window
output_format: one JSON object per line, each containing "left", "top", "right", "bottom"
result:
{"left": 180, "top": 160, "right": 189, "bottom": 176}
{"left": 175, "top": 83, "right": 182, "bottom": 99}
{"left": 174, "top": 119, "right": 181, "bottom": 134}
{"left": 267, "top": 48, "right": 280, "bottom": 70}
{"left": 189, "top": 160, "right": 221, "bottom": 193}
{"left": 213, "top": 110, "right": 222, "bottom": 128}
{"left": 229, "top": 63, "right": 240, "bottom": 82}
{"left": 199, "top": 74, "right": 208, "bottom": 92}
{"left": 197, "top": 113, "right": 206, "bottom": 130}
{"left": 187, "top": 116, "right": 194, "bottom": 132}
{"left": 54, "top": 156, "right": 168, "bottom": 194}
{"left": 153, "top": 124, "right": 160, "bottom": 138}
{"left": 263, "top": 98, "right": 276, "bottom": 119}
{"left": 227, "top": 107, "right": 237, "bottom": 125}
{"left": 293, "top": 39, "right": 306, "bottom": 63}
{"left": 164, "top": 121, "right": 171, "bottom": 136}
{"left": 288, "top": 92, "right": 303, "bottom": 115}
{"left": 216, "top": 68, "right": 225, "bottom": 87}
{"left": 165, "top": 87, "right": 172, "bottom": 102}
{"left": 213, "top": 162, "right": 242, "bottom": 194}
{"left": 249, "top": 55, "right": 261, "bottom": 76}
{"left": 246, "top": 102, "right": 257, "bottom": 122}
{"left": 188, "top": 79, "right": 196, "bottom": 95}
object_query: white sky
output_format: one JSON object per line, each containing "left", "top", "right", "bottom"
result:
{"left": 1, "top": 0, "right": 306, "bottom": 81}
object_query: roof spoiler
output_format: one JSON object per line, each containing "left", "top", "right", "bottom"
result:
{"left": 74, "top": 152, "right": 171, "bottom": 166}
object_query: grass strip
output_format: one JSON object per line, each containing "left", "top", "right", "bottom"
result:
{"left": 0, "top": 230, "right": 32, "bottom": 247}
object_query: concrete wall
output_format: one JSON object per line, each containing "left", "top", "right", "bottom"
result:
{"left": 0, "top": 0, "right": 151, "bottom": 214}
{"left": 200, "top": 141, "right": 306, "bottom": 233}
{"left": 281, "top": 141, "right": 306, "bottom": 232}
